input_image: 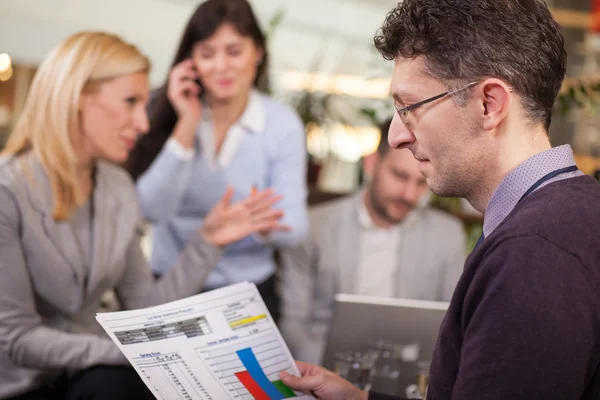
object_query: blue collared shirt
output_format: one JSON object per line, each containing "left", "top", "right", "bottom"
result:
{"left": 484, "top": 145, "right": 583, "bottom": 237}
{"left": 136, "top": 91, "right": 308, "bottom": 287}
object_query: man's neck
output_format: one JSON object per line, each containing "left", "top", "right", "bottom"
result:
{"left": 362, "top": 189, "right": 399, "bottom": 230}
{"left": 467, "top": 126, "right": 552, "bottom": 213}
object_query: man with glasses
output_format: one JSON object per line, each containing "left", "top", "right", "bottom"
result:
{"left": 279, "top": 0, "right": 600, "bottom": 399}
{"left": 279, "top": 119, "right": 466, "bottom": 365}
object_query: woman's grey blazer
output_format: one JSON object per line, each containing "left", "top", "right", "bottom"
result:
{"left": 0, "top": 154, "right": 221, "bottom": 398}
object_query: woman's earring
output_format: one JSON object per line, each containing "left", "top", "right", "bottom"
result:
{"left": 256, "top": 58, "right": 263, "bottom": 66}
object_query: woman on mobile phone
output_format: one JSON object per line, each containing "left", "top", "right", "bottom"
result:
{"left": 126, "top": 0, "right": 308, "bottom": 321}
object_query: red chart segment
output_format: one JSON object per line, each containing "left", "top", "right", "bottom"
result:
{"left": 235, "top": 370, "right": 270, "bottom": 400}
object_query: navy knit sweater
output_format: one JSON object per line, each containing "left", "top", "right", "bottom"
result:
{"left": 370, "top": 176, "right": 600, "bottom": 400}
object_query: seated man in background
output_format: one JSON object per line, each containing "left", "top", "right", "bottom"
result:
{"left": 278, "top": 119, "right": 466, "bottom": 364}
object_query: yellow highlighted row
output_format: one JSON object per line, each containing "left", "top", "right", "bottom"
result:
{"left": 229, "top": 314, "right": 267, "bottom": 328}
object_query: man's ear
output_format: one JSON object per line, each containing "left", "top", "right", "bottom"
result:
{"left": 475, "top": 78, "right": 512, "bottom": 131}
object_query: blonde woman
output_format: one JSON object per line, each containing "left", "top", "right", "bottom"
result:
{"left": 0, "top": 32, "right": 286, "bottom": 400}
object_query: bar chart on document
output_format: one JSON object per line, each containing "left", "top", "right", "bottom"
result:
{"left": 197, "top": 329, "right": 300, "bottom": 400}
{"left": 96, "top": 282, "right": 313, "bottom": 400}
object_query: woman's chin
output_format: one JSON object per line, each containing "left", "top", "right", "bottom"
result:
{"left": 100, "top": 150, "right": 129, "bottom": 165}
{"left": 206, "top": 84, "right": 248, "bottom": 102}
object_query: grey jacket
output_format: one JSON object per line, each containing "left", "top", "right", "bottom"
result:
{"left": 278, "top": 193, "right": 466, "bottom": 364}
{"left": 0, "top": 155, "right": 221, "bottom": 398}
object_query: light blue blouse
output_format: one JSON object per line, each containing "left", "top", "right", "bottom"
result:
{"left": 136, "top": 91, "right": 309, "bottom": 288}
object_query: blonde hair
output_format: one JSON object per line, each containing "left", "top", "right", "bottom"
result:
{"left": 1, "top": 31, "right": 150, "bottom": 220}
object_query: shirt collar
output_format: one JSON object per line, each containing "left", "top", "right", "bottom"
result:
{"left": 239, "top": 90, "right": 266, "bottom": 133}
{"left": 483, "top": 144, "right": 579, "bottom": 237}
{"left": 201, "top": 89, "right": 266, "bottom": 134}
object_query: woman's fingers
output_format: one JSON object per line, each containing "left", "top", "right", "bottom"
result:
{"left": 177, "top": 80, "right": 201, "bottom": 97}
{"left": 253, "top": 220, "right": 291, "bottom": 233}
{"left": 171, "top": 59, "right": 196, "bottom": 80}
{"left": 244, "top": 188, "right": 283, "bottom": 210}
{"left": 219, "top": 186, "right": 234, "bottom": 208}
{"left": 248, "top": 194, "right": 282, "bottom": 214}
{"left": 252, "top": 208, "right": 284, "bottom": 222}
{"left": 169, "top": 60, "right": 198, "bottom": 94}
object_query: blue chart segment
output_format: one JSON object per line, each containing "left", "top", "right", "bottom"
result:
{"left": 196, "top": 330, "right": 303, "bottom": 400}
{"left": 237, "top": 348, "right": 285, "bottom": 400}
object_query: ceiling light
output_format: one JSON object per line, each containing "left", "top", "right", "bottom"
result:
{"left": 0, "top": 53, "right": 11, "bottom": 72}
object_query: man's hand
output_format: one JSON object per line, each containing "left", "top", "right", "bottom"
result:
{"left": 280, "top": 361, "right": 368, "bottom": 400}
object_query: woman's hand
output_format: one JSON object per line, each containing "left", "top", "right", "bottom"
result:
{"left": 200, "top": 187, "right": 290, "bottom": 247}
{"left": 167, "top": 59, "right": 202, "bottom": 123}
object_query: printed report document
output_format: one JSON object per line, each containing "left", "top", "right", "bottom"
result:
{"left": 96, "top": 281, "right": 313, "bottom": 400}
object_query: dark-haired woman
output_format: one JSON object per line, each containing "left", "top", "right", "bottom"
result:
{"left": 126, "top": 0, "right": 308, "bottom": 321}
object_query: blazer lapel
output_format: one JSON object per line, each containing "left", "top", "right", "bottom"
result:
{"left": 41, "top": 216, "right": 86, "bottom": 285}
{"left": 25, "top": 157, "right": 86, "bottom": 285}
{"left": 86, "top": 164, "right": 120, "bottom": 295}
{"left": 337, "top": 195, "right": 360, "bottom": 294}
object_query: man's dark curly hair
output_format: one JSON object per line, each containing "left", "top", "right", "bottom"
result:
{"left": 374, "top": 0, "right": 566, "bottom": 131}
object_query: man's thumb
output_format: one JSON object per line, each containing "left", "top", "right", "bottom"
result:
{"left": 280, "top": 371, "right": 318, "bottom": 392}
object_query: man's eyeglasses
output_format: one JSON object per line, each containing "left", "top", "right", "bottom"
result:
{"left": 394, "top": 81, "right": 478, "bottom": 125}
